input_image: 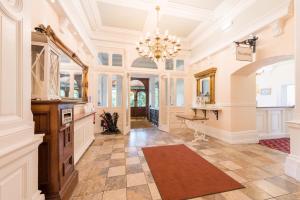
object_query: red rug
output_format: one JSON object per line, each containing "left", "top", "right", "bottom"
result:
{"left": 142, "top": 144, "right": 244, "bottom": 200}
{"left": 259, "top": 138, "right": 290, "bottom": 153}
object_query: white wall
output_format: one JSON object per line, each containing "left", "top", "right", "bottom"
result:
{"left": 256, "top": 60, "right": 295, "bottom": 107}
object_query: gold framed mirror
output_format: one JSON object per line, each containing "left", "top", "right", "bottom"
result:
{"left": 194, "top": 68, "right": 217, "bottom": 104}
{"left": 34, "top": 24, "right": 89, "bottom": 102}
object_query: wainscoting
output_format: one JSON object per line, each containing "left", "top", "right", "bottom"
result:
{"left": 256, "top": 107, "right": 294, "bottom": 139}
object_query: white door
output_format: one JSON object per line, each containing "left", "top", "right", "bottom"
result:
{"left": 123, "top": 73, "right": 131, "bottom": 134}
{"left": 0, "top": 0, "right": 43, "bottom": 199}
{"left": 158, "top": 74, "right": 170, "bottom": 132}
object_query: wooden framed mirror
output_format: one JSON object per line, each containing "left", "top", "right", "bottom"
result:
{"left": 194, "top": 68, "right": 217, "bottom": 104}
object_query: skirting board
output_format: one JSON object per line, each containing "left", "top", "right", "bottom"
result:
{"left": 203, "top": 125, "right": 259, "bottom": 144}
{"left": 285, "top": 154, "right": 300, "bottom": 181}
{"left": 258, "top": 132, "right": 290, "bottom": 140}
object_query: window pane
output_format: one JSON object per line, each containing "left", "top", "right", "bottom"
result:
{"left": 112, "top": 75, "right": 122, "bottom": 107}
{"left": 176, "top": 79, "right": 184, "bottom": 106}
{"left": 98, "top": 52, "right": 109, "bottom": 65}
{"left": 112, "top": 54, "right": 123, "bottom": 66}
{"left": 165, "top": 59, "right": 174, "bottom": 70}
{"left": 74, "top": 73, "right": 82, "bottom": 98}
{"left": 170, "top": 78, "right": 175, "bottom": 105}
{"left": 155, "top": 81, "right": 159, "bottom": 108}
{"left": 130, "top": 92, "right": 135, "bottom": 107}
{"left": 98, "top": 74, "right": 108, "bottom": 107}
{"left": 60, "top": 73, "right": 70, "bottom": 98}
{"left": 176, "top": 60, "right": 184, "bottom": 71}
{"left": 137, "top": 91, "right": 146, "bottom": 107}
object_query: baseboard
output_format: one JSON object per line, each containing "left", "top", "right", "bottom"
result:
{"left": 204, "top": 125, "right": 259, "bottom": 144}
{"left": 259, "top": 132, "right": 290, "bottom": 140}
{"left": 285, "top": 154, "right": 300, "bottom": 181}
{"left": 31, "top": 190, "right": 45, "bottom": 200}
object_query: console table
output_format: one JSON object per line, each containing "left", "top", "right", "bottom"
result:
{"left": 176, "top": 114, "right": 209, "bottom": 142}
{"left": 192, "top": 105, "right": 222, "bottom": 120}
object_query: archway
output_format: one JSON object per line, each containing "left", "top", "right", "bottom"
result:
{"left": 231, "top": 55, "right": 294, "bottom": 142}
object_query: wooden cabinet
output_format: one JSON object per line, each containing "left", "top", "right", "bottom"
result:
{"left": 32, "top": 100, "right": 78, "bottom": 200}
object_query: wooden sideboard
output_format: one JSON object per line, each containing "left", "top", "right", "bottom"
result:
{"left": 31, "top": 100, "right": 78, "bottom": 200}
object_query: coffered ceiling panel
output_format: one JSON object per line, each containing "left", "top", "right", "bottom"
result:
{"left": 159, "top": 15, "right": 201, "bottom": 37}
{"left": 168, "top": 0, "right": 224, "bottom": 10}
{"left": 97, "top": 2, "right": 148, "bottom": 31}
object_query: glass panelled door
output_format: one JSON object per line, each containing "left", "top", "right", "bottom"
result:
{"left": 159, "top": 74, "right": 169, "bottom": 132}
{"left": 123, "top": 73, "right": 131, "bottom": 134}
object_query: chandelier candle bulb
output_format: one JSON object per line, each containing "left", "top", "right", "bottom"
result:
{"left": 136, "top": 5, "right": 181, "bottom": 62}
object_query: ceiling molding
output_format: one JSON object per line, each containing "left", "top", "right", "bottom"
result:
{"left": 80, "top": 0, "right": 102, "bottom": 31}
{"left": 190, "top": 0, "right": 292, "bottom": 65}
{"left": 56, "top": 0, "right": 97, "bottom": 57}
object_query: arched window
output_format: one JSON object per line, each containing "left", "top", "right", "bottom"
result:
{"left": 137, "top": 91, "right": 146, "bottom": 107}
{"left": 131, "top": 57, "right": 158, "bottom": 69}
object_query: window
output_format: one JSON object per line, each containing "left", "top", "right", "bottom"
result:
{"left": 98, "top": 74, "right": 108, "bottom": 107}
{"left": 60, "top": 72, "right": 70, "bottom": 98}
{"left": 74, "top": 73, "right": 82, "bottom": 98}
{"left": 112, "top": 54, "right": 123, "bottom": 66}
{"left": 130, "top": 92, "right": 135, "bottom": 107}
{"left": 137, "top": 91, "right": 146, "bottom": 107}
{"left": 165, "top": 59, "right": 174, "bottom": 70}
{"left": 176, "top": 79, "right": 184, "bottom": 106}
{"left": 112, "top": 75, "right": 122, "bottom": 107}
{"left": 176, "top": 60, "right": 184, "bottom": 71}
{"left": 170, "top": 78, "right": 175, "bottom": 105}
{"left": 98, "top": 52, "right": 109, "bottom": 65}
{"left": 154, "top": 81, "right": 159, "bottom": 108}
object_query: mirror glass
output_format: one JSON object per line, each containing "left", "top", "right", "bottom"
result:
{"left": 197, "top": 77, "right": 211, "bottom": 103}
{"left": 59, "top": 53, "right": 83, "bottom": 100}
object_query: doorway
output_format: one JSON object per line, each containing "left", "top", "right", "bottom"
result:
{"left": 130, "top": 75, "right": 159, "bottom": 129}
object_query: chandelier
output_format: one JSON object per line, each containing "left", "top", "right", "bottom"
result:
{"left": 136, "top": 6, "right": 181, "bottom": 61}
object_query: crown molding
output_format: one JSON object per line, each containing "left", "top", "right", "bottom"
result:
{"left": 56, "top": 0, "right": 97, "bottom": 57}
{"left": 187, "top": 0, "right": 257, "bottom": 48}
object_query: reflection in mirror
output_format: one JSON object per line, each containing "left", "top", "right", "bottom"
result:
{"left": 195, "top": 68, "right": 217, "bottom": 104}
{"left": 59, "top": 53, "right": 83, "bottom": 99}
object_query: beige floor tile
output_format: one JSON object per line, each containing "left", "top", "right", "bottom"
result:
{"left": 125, "top": 147, "right": 137, "bottom": 152}
{"left": 199, "top": 149, "right": 218, "bottom": 156}
{"left": 126, "top": 157, "right": 140, "bottom": 165}
{"left": 142, "top": 163, "right": 150, "bottom": 172}
{"left": 108, "top": 166, "right": 126, "bottom": 177}
{"left": 127, "top": 185, "right": 152, "bottom": 200}
{"left": 81, "top": 193, "right": 103, "bottom": 200}
{"left": 252, "top": 179, "right": 289, "bottom": 197}
{"left": 103, "top": 188, "right": 126, "bottom": 200}
{"left": 221, "top": 190, "right": 253, "bottom": 200}
{"left": 127, "top": 173, "right": 147, "bottom": 187}
{"left": 148, "top": 183, "right": 161, "bottom": 200}
{"left": 105, "top": 175, "right": 126, "bottom": 191}
{"left": 225, "top": 171, "right": 248, "bottom": 183}
{"left": 219, "top": 161, "right": 242, "bottom": 170}
{"left": 111, "top": 153, "right": 125, "bottom": 159}
{"left": 113, "top": 144, "right": 125, "bottom": 149}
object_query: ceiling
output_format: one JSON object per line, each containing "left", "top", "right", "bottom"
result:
{"left": 80, "top": 0, "right": 233, "bottom": 39}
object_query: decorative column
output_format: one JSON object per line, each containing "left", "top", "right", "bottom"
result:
{"left": 285, "top": 0, "right": 300, "bottom": 181}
